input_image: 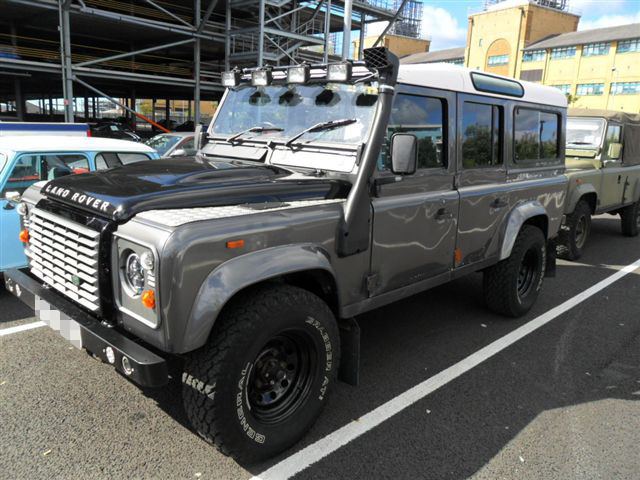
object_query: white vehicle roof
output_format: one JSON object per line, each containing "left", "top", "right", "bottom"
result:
{"left": 0, "top": 135, "right": 156, "bottom": 154}
{"left": 397, "top": 63, "right": 567, "bottom": 108}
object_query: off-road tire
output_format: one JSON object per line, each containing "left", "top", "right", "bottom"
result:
{"left": 557, "top": 200, "right": 592, "bottom": 261}
{"left": 182, "top": 284, "right": 339, "bottom": 463}
{"left": 620, "top": 200, "right": 640, "bottom": 237}
{"left": 483, "top": 225, "right": 546, "bottom": 318}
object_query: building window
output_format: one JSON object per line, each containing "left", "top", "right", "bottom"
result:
{"left": 611, "top": 82, "right": 640, "bottom": 95}
{"left": 514, "top": 108, "right": 560, "bottom": 164}
{"left": 447, "top": 58, "right": 465, "bottom": 66}
{"left": 523, "top": 50, "right": 546, "bottom": 62}
{"left": 582, "top": 42, "right": 611, "bottom": 56}
{"left": 553, "top": 84, "right": 572, "bottom": 94}
{"left": 576, "top": 83, "right": 604, "bottom": 96}
{"left": 461, "top": 102, "right": 502, "bottom": 169}
{"left": 617, "top": 38, "right": 640, "bottom": 53}
{"left": 487, "top": 54, "right": 509, "bottom": 66}
{"left": 551, "top": 46, "right": 576, "bottom": 59}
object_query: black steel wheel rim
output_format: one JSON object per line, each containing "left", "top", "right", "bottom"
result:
{"left": 575, "top": 214, "right": 589, "bottom": 249}
{"left": 517, "top": 249, "right": 538, "bottom": 299}
{"left": 247, "top": 330, "right": 317, "bottom": 425}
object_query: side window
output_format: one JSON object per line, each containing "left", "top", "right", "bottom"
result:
{"left": 379, "top": 94, "right": 446, "bottom": 171}
{"left": 603, "top": 124, "right": 622, "bottom": 161}
{"left": 461, "top": 102, "right": 502, "bottom": 169}
{"left": 514, "top": 108, "right": 560, "bottom": 163}
{"left": 95, "top": 152, "right": 149, "bottom": 170}
{"left": 2, "top": 155, "right": 40, "bottom": 195}
{"left": 95, "top": 152, "right": 121, "bottom": 170}
{"left": 118, "top": 153, "right": 150, "bottom": 165}
{"left": 48, "top": 154, "right": 89, "bottom": 174}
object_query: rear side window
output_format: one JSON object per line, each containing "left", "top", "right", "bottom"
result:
{"left": 2, "top": 154, "right": 89, "bottom": 195}
{"left": 514, "top": 108, "right": 560, "bottom": 163}
{"left": 380, "top": 94, "right": 446, "bottom": 170}
{"left": 95, "top": 152, "right": 150, "bottom": 170}
{"left": 461, "top": 102, "right": 502, "bottom": 168}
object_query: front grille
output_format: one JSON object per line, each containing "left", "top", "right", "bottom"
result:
{"left": 26, "top": 208, "right": 101, "bottom": 312}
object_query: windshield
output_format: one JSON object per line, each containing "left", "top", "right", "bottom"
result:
{"left": 212, "top": 83, "right": 379, "bottom": 146}
{"left": 145, "top": 134, "right": 182, "bottom": 156}
{"left": 567, "top": 117, "right": 606, "bottom": 148}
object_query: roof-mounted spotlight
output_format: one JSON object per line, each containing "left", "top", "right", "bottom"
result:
{"left": 287, "top": 64, "right": 310, "bottom": 84}
{"left": 327, "top": 61, "right": 353, "bottom": 82}
{"left": 221, "top": 68, "right": 241, "bottom": 87}
{"left": 251, "top": 67, "right": 273, "bottom": 87}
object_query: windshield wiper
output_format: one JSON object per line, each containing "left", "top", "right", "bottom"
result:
{"left": 226, "top": 125, "right": 283, "bottom": 143}
{"left": 284, "top": 118, "right": 357, "bottom": 147}
{"left": 568, "top": 141, "right": 595, "bottom": 146}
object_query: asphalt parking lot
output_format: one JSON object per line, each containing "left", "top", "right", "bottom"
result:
{"left": 1, "top": 214, "right": 639, "bottom": 480}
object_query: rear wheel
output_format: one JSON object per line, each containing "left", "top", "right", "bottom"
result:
{"left": 557, "top": 200, "right": 592, "bottom": 261}
{"left": 620, "top": 201, "right": 640, "bottom": 237}
{"left": 484, "top": 225, "right": 546, "bottom": 318}
{"left": 181, "top": 284, "right": 339, "bottom": 463}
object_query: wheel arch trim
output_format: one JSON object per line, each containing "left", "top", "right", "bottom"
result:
{"left": 499, "top": 201, "right": 548, "bottom": 261}
{"left": 567, "top": 183, "right": 598, "bottom": 214}
{"left": 180, "top": 244, "right": 339, "bottom": 353}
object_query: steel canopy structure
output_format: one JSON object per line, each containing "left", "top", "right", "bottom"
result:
{"left": 0, "top": 0, "right": 420, "bottom": 126}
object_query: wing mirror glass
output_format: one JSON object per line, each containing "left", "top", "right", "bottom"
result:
{"left": 607, "top": 142, "right": 622, "bottom": 160}
{"left": 390, "top": 133, "right": 418, "bottom": 175}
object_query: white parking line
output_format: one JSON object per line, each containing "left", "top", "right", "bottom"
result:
{"left": 253, "top": 257, "right": 640, "bottom": 480}
{"left": 0, "top": 321, "right": 46, "bottom": 337}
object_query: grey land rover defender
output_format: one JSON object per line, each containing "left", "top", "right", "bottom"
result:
{"left": 5, "top": 48, "right": 569, "bottom": 462}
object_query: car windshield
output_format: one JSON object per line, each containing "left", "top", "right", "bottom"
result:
{"left": 212, "top": 82, "right": 380, "bottom": 146}
{"left": 567, "top": 117, "right": 606, "bottom": 148}
{"left": 145, "top": 134, "right": 182, "bottom": 156}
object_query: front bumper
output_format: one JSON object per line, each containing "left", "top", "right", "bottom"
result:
{"left": 4, "top": 268, "right": 168, "bottom": 388}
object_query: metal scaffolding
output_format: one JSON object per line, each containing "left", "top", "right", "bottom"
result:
{"left": 0, "top": 0, "right": 412, "bottom": 125}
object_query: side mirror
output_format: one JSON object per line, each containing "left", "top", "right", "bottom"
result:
{"left": 194, "top": 124, "right": 204, "bottom": 152}
{"left": 170, "top": 149, "right": 186, "bottom": 157}
{"left": 390, "top": 133, "right": 418, "bottom": 175}
{"left": 607, "top": 142, "right": 622, "bottom": 160}
{"left": 4, "top": 191, "right": 21, "bottom": 203}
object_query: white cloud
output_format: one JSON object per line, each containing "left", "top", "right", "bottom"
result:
{"left": 578, "top": 10, "right": 640, "bottom": 30}
{"left": 571, "top": 0, "right": 628, "bottom": 16}
{"left": 420, "top": 6, "right": 468, "bottom": 50}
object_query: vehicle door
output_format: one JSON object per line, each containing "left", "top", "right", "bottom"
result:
{"left": 0, "top": 153, "right": 89, "bottom": 271}
{"left": 370, "top": 87, "right": 459, "bottom": 295}
{"left": 599, "top": 122, "right": 626, "bottom": 209}
{"left": 455, "top": 95, "right": 507, "bottom": 268}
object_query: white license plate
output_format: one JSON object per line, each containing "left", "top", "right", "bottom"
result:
{"left": 34, "top": 296, "right": 83, "bottom": 349}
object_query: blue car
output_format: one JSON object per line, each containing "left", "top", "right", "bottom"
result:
{"left": 0, "top": 136, "right": 160, "bottom": 274}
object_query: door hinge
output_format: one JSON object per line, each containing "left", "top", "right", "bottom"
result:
{"left": 365, "top": 273, "right": 379, "bottom": 297}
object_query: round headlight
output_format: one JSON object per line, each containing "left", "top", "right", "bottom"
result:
{"left": 124, "top": 252, "right": 145, "bottom": 296}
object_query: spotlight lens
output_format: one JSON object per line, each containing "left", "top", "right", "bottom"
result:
{"left": 221, "top": 70, "right": 240, "bottom": 87}
{"left": 287, "top": 65, "right": 309, "bottom": 84}
{"left": 327, "top": 62, "right": 352, "bottom": 82}
{"left": 251, "top": 69, "right": 272, "bottom": 86}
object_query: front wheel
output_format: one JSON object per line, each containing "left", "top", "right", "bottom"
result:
{"left": 483, "top": 225, "right": 546, "bottom": 318}
{"left": 620, "top": 200, "right": 640, "bottom": 237}
{"left": 182, "top": 284, "right": 339, "bottom": 463}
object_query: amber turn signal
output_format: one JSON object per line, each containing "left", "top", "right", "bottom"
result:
{"left": 226, "top": 239, "right": 245, "bottom": 249}
{"left": 19, "top": 229, "right": 29, "bottom": 243}
{"left": 141, "top": 290, "right": 155, "bottom": 309}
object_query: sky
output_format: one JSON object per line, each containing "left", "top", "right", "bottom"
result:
{"left": 370, "top": 0, "right": 640, "bottom": 51}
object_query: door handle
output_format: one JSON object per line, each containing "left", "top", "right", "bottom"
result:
{"left": 435, "top": 208, "right": 453, "bottom": 220}
{"left": 491, "top": 198, "right": 508, "bottom": 209}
